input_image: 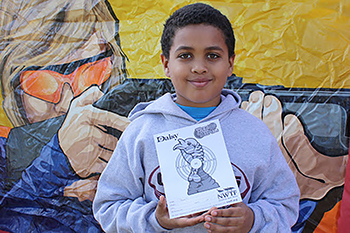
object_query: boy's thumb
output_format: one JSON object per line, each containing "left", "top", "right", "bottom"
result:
{"left": 159, "top": 195, "right": 166, "bottom": 207}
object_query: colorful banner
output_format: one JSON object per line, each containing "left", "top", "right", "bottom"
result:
{"left": 0, "top": 0, "right": 349, "bottom": 232}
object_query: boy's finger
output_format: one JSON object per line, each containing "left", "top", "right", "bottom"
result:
{"left": 177, "top": 215, "right": 204, "bottom": 226}
{"left": 204, "top": 221, "right": 237, "bottom": 232}
{"left": 207, "top": 206, "right": 218, "bottom": 214}
{"left": 210, "top": 207, "right": 240, "bottom": 218}
{"left": 159, "top": 196, "right": 166, "bottom": 208}
{"left": 155, "top": 196, "right": 166, "bottom": 214}
{"left": 205, "top": 214, "right": 242, "bottom": 226}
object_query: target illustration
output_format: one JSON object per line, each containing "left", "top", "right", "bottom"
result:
{"left": 175, "top": 145, "right": 217, "bottom": 180}
{"left": 173, "top": 138, "right": 220, "bottom": 195}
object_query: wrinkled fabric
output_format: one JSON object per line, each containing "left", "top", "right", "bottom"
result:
{"left": 0, "top": 135, "right": 103, "bottom": 233}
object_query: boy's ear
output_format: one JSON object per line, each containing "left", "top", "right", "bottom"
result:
{"left": 227, "top": 54, "right": 235, "bottom": 77}
{"left": 160, "top": 53, "right": 170, "bottom": 77}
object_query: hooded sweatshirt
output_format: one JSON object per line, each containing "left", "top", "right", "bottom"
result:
{"left": 93, "top": 90, "right": 300, "bottom": 233}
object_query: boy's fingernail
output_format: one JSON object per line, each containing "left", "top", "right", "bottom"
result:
{"left": 205, "top": 216, "right": 212, "bottom": 222}
{"left": 212, "top": 211, "right": 217, "bottom": 216}
{"left": 204, "top": 223, "right": 210, "bottom": 229}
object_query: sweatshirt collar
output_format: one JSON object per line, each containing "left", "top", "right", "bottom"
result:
{"left": 128, "top": 89, "right": 241, "bottom": 123}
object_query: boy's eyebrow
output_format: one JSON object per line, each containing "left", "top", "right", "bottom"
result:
{"left": 175, "top": 46, "right": 194, "bottom": 52}
{"left": 175, "top": 46, "right": 225, "bottom": 52}
{"left": 205, "top": 46, "right": 224, "bottom": 52}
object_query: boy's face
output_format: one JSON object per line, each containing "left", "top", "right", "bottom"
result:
{"left": 161, "top": 24, "right": 234, "bottom": 107}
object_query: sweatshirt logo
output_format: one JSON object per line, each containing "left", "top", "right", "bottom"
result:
{"left": 156, "top": 133, "right": 178, "bottom": 143}
{"left": 194, "top": 122, "right": 219, "bottom": 139}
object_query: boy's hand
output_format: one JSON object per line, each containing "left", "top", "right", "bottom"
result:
{"left": 203, "top": 202, "right": 254, "bottom": 233}
{"left": 155, "top": 195, "right": 205, "bottom": 229}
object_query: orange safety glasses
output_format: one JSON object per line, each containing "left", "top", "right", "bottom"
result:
{"left": 20, "top": 56, "right": 112, "bottom": 104}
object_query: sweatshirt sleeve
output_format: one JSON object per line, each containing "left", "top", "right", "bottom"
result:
{"left": 93, "top": 133, "right": 167, "bottom": 233}
{"left": 247, "top": 135, "right": 300, "bottom": 233}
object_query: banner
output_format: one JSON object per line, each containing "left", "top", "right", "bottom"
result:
{"left": 0, "top": 0, "right": 349, "bottom": 232}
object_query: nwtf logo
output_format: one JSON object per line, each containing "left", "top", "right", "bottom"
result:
{"left": 216, "top": 187, "right": 238, "bottom": 200}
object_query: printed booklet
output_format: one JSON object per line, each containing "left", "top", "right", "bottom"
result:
{"left": 153, "top": 119, "right": 242, "bottom": 219}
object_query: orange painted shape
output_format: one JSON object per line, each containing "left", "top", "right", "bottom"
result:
{"left": 0, "top": 125, "right": 11, "bottom": 138}
{"left": 314, "top": 200, "right": 341, "bottom": 233}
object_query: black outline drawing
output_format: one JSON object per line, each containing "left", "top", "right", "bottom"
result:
{"left": 173, "top": 138, "right": 220, "bottom": 195}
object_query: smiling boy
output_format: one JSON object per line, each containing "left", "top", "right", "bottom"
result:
{"left": 161, "top": 24, "right": 234, "bottom": 108}
{"left": 93, "top": 3, "right": 300, "bottom": 232}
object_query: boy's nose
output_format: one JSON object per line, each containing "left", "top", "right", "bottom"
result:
{"left": 191, "top": 59, "right": 208, "bottom": 74}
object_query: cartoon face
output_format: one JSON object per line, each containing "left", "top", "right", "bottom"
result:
{"left": 1, "top": 1, "right": 127, "bottom": 127}
{"left": 17, "top": 34, "right": 116, "bottom": 123}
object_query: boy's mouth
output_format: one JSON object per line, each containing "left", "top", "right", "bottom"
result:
{"left": 189, "top": 78, "right": 212, "bottom": 88}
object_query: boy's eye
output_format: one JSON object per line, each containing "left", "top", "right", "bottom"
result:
{"left": 207, "top": 53, "right": 220, "bottom": 59}
{"left": 178, "top": 53, "right": 192, "bottom": 59}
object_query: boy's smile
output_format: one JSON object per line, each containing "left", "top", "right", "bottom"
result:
{"left": 161, "top": 24, "right": 234, "bottom": 107}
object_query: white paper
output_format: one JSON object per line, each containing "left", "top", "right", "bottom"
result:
{"left": 154, "top": 119, "right": 242, "bottom": 219}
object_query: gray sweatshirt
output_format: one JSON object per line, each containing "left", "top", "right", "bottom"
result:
{"left": 93, "top": 89, "right": 300, "bottom": 233}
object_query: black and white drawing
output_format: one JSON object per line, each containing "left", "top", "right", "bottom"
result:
{"left": 154, "top": 120, "right": 241, "bottom": 218}
{"left": 173, "top": 138, "right": 220, "bottom": 195}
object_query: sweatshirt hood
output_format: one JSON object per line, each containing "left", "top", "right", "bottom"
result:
{"left": 128, "top": 89, "right": 242, "bottom": 122}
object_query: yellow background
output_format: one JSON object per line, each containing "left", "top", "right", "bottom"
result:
{"left": 1, "top": 0, "right": 350, "bottom": 127}
{"left": 111, "top": 0, "right": 350, "bottom": 87}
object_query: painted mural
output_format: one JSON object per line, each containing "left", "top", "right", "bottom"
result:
{"left": 0, "top": 0, "right": 349, "bottom": 232}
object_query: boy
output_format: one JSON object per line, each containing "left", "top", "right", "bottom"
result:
{"left": 93, "top": 3, "right": 300, "bottom": 232}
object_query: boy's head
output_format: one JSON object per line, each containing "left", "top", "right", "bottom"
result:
{"left": 161, "top": 3, "right": 235, "bottom": 59}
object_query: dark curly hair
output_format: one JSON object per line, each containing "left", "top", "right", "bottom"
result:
{"left": 161, "top": 3, "right": 235, "bottom": 59}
